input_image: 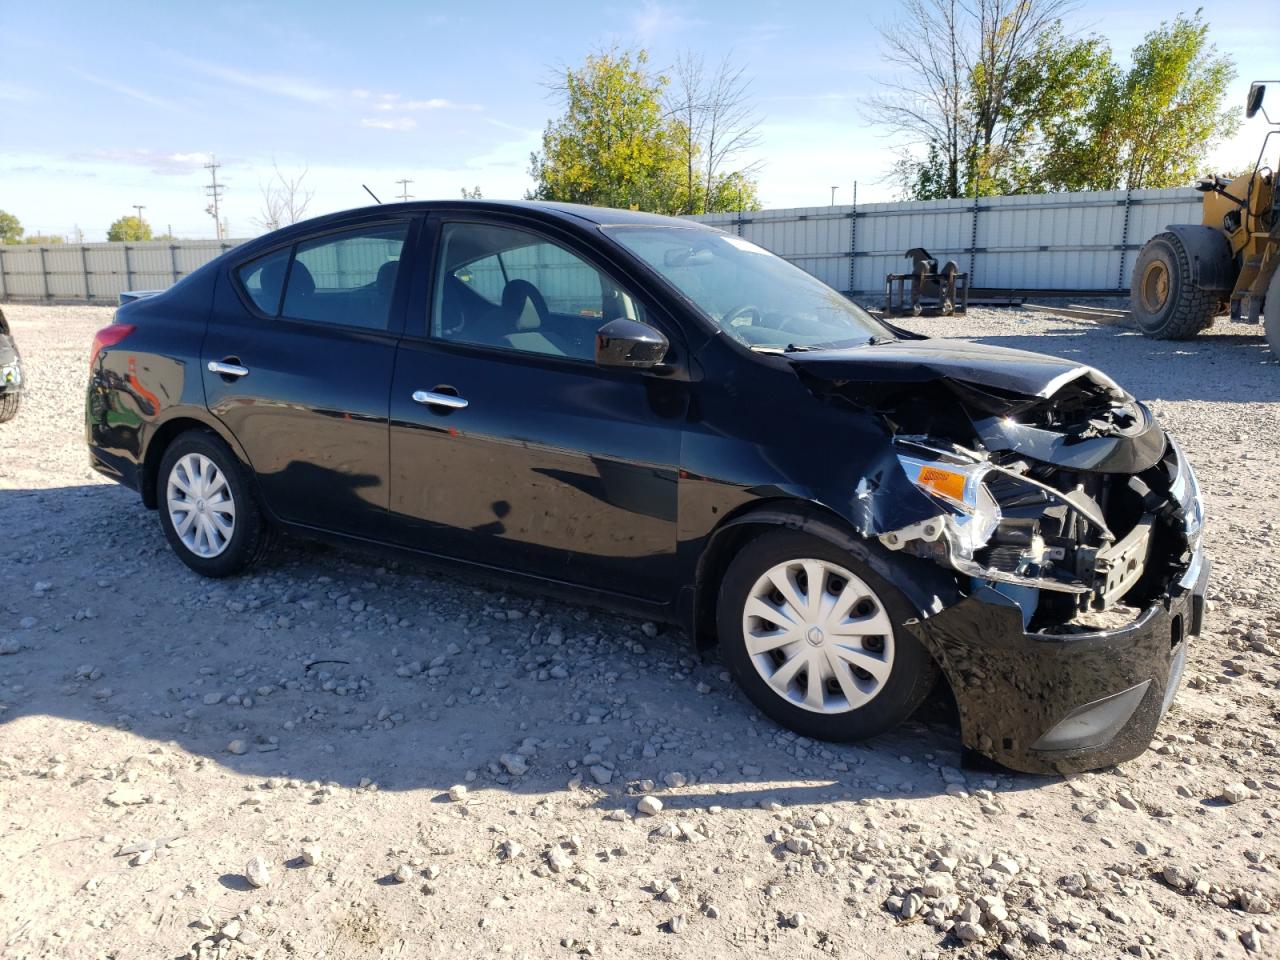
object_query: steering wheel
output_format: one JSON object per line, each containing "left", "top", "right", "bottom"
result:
{"left": 722, "top": 303, "right": 763, "bottom": 326}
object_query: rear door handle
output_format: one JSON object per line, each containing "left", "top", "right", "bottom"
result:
{"left": 412, "top": 390, "right": 468, "bottom": 410}
{"left": 208, "top": 360, "right": 249, "bottom": 378}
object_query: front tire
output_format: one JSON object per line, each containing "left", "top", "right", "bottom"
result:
{"left": 1265, "top": 267, "right": 1280, "bottom": 359}
{"left": 1130, "top": 233, "right": 1219, "bottom": 339}
{"left": 157, "top": 430, "right": 269, "bottom": 577}
{"left": 716, "top": 529, "right": 939, "bottom": 743}
{"left": 0, "top": 392, "right": 18, "bottom": 423}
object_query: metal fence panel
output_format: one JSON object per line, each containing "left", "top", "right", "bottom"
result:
{"left": 690, "top": 186, "right": 1203, "bottom": 296}
{"left": 0, "top": 188, "right": 1208, "bottom": 303}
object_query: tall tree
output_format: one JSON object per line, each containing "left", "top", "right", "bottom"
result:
{"left": 106, "top": 216, "right": 152, "bottom": 242}
{"left": 528, "top": 48, "right": 685, "bottom": 212}
{"left": 529, "top": 47, "right": 761, "bottom": 214}
{"left": 0, "top": 210, "right": 22, "bottom": 244}
{"left": 1038, "top": 12, "right": 1239, "bottom": 190}
{"left": 666, "top": 52, "right": 763, "bottom": 213}
{"left": 253, "top": 162, "right": 314, "bottom": 232}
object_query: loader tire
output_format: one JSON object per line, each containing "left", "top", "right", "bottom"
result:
{"left": 1265, "top": 268, "right": 1280, "bottom": 360}
{"left": 1130, "top": 232, "right": 1219, "bottom": 340}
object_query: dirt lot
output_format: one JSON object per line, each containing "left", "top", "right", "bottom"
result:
{"left": 1, "top": 302, "right": 1277, "bottom": 960}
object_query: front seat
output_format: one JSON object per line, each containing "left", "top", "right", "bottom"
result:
{"left": 499, "top": 279, "right": 571, "bottom": 356}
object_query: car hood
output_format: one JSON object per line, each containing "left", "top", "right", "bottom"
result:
{"left": 786, "top": 338, "right": 1101, "bottom": 400}
{"left": 789, "top": 338, "right": 1166, "bottom": 474}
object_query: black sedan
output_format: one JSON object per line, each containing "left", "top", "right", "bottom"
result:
{"left": 85, "top": 200, "right": 1207, "bottom": 774}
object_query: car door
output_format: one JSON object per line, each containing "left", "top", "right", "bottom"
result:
{"left": 387, "top": 216, "right": 684, "bottom": 601}
{"left": 203, "top": 217, "right": 415, "bottom": 534}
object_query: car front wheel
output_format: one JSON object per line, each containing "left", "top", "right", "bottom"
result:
{"left": 157, "top": 430, "right": 270, "bottom": 577}
{"left": 717, "top": 529, "right": 938, "bottom": 742}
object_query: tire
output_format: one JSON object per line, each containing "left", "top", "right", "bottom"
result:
{"left": 716, "top": 528, "right": 939, "bottom": 743}
{"left": 1265, "top": 268, "right": 1280, "bottom": 360}
{"left": 1130, "top": 232, "right": 1220, "bottom": 340}
{"left": 157, "top": 430, "right": 271, "bottom": 577}
{"left": 0, "top": 392, "right": 18, "bottom": 423}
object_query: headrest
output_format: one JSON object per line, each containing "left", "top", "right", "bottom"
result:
{"left": 287, "top": 260, "right": 316, "bottom": 296}
{"left": 501, "top": 279, "right": 548, "bottom": 331}
{"left": 376, "top": 260, "right": 398, "bottom": 295}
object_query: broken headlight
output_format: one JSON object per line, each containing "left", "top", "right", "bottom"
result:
{"left": 1167, "top": 436, "right": 1203, "bottom": 548}
{"left": 883, "top": 454, "right": 1001, "bottom": 561}
{"left": 1, "top": 363, "right": 18, "bottom": 387}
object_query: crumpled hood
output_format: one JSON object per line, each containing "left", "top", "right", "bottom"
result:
{"left": 789, "top": 337, "right": 1167, "bottom": 474}
{"left": 786, "top": 338, "right": 1101, "bottom": 401}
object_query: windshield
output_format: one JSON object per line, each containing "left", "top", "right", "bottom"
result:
{"left": 604, "top": 225, "right": 890, "bottom": 351}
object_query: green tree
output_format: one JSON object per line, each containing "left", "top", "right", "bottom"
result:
{"left": 528, "top": 48, "right": 685, "bottom": 212}
{"left": 460, "top": 186, "right": 483, "bottom": 199}
{"left": 1039, "top": 12, "right": 1239, "bottom": 190}
{"left": 23, "top": 234, "right": 65, "bottom": 244}
{"left": 106, "top": 215, "right": 153, "bottom": 242}
{"left": 0, "top": 209, "right": 22, "bottom": 244}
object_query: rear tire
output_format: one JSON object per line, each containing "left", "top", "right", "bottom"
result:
{"left": 1265, "top": 268, "right": 1280, "bottom": 359}
{"left": 157, "top": 430, "right": 270, "bottom": 577}
{"left": 0, "top": 392, "right": 18, "bottom": 423}
{"left": 1130, "top": 233, "right": 1219, "bottom": 340}
{"left": 716, "top": 528, "right": 939, "bottom": 743}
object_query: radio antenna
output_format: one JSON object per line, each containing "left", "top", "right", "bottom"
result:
{"left": 362, "top": 184, "right": 382, "bottom": 204}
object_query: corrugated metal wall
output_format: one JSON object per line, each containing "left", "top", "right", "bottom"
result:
{"left": 0, "top": 187, "right": 1205, "bottom": 303}
{"left": 0, "top": 239, "right": 243, "bottom": 302}
{"left": 691, "top": 187, "right": 1203, "bottom": 296}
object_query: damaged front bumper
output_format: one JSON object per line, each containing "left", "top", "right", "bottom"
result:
{"left": 908, "top": 547, "right": 1207, "bottom": 775}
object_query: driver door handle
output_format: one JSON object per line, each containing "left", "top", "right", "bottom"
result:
{"left": 412, "top": 390, "right": 468, "bottom": 410}
{"left": 208, "top": 360, "right": 249, "bottom": 378}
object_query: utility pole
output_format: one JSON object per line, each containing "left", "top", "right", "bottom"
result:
{"left": 395, "top": 178, "right": 414, "bottom": 202}
{"left": 830, "top": 186, "right": 839, "bottom": 206}
{"left": 204, "top": 157, "right": 226, "bottom": 240}
{"left": 132, "top": 204, "right": 146, "bottom": 228}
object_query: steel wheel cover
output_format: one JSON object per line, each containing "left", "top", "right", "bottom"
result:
{"left": 741, "top": 558, "right": 895, "bottom": 714}
{"left": 166, "top": 453, "right": 236, "bottom": 559}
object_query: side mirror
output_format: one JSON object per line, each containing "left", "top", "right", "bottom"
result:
{"left": 595, "top": 317, "right": 669, "bottom": 369}
{"left": 1247, "top": 82, "right": 1265, "bottom": 119}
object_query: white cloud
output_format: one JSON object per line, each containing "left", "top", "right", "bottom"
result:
{"left": 373, "top": 94, "right": 482, "bottom": 113}
{"left": 69, "top": 148, "right": 213, "bottom": 175}
{"left": 628, "top": 1, "right": 702, "bottom": 44}
{"left": 179, "top": 58, "right": 335, "bottom": 103}
{"left": 361, "top": 117, "right": 417, "bottom": 131}
{"left": 67, "top": 68, "right": 172, "bottom": 109}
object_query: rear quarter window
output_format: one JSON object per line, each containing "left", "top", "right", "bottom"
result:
{"left": 237, "top": 247, "right": 291, "bottom": 315}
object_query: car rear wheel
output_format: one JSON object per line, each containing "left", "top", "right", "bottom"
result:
{"left": 157, "top": 431, "right": 270, "bottom": 577}
{"left": 716, "top": 529, "right": 938, "bottom": 742}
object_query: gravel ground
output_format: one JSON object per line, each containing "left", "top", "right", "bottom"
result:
{"left": 0, "top": 302, "right": 1277, "bottom": 960}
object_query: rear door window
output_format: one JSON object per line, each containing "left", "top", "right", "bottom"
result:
{"left": 281, "top": 223, "right": 410, "bottom": 330}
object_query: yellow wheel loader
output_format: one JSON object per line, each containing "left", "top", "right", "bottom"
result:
{"left": 1131, "top": 81, "right": 1280, "bottom": 356}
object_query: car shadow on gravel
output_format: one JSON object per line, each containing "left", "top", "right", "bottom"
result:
{"left": 0, "top": 481, "right": 1056, "bottom": 813}
{"left": 949, "top": 323, "right": 1280, "bottom": 404}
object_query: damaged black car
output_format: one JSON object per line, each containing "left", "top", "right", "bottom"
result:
{"left": 85, "top": 201, "right": 1206, "bottom": 775}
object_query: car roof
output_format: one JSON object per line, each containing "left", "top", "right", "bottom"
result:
{"left": 308, "top": 199, "right": 720, "bottom": 230}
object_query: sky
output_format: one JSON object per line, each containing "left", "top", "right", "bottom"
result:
{"left": 1, "top": 0, "right": 1276, "bottom": 241}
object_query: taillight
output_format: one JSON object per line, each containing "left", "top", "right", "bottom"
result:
{"left": 89, "top": 324, "right": 136, "bottom": 373}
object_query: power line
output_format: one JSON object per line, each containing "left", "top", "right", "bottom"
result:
{"left": 395, "top": 178, "right": 414, "bottom": 202}
{"left": 204, "top": 157, "right": 226, "bottom": 240}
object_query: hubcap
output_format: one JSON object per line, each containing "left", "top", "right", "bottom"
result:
{"left": 166, "top": 453, "right": 236, "bottom": 558}
{"left": 742, "top": 558, "right": 895, "bottom": 714}
{"left": 1141, "top": 260, "right": 1170, "bottom": 312}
